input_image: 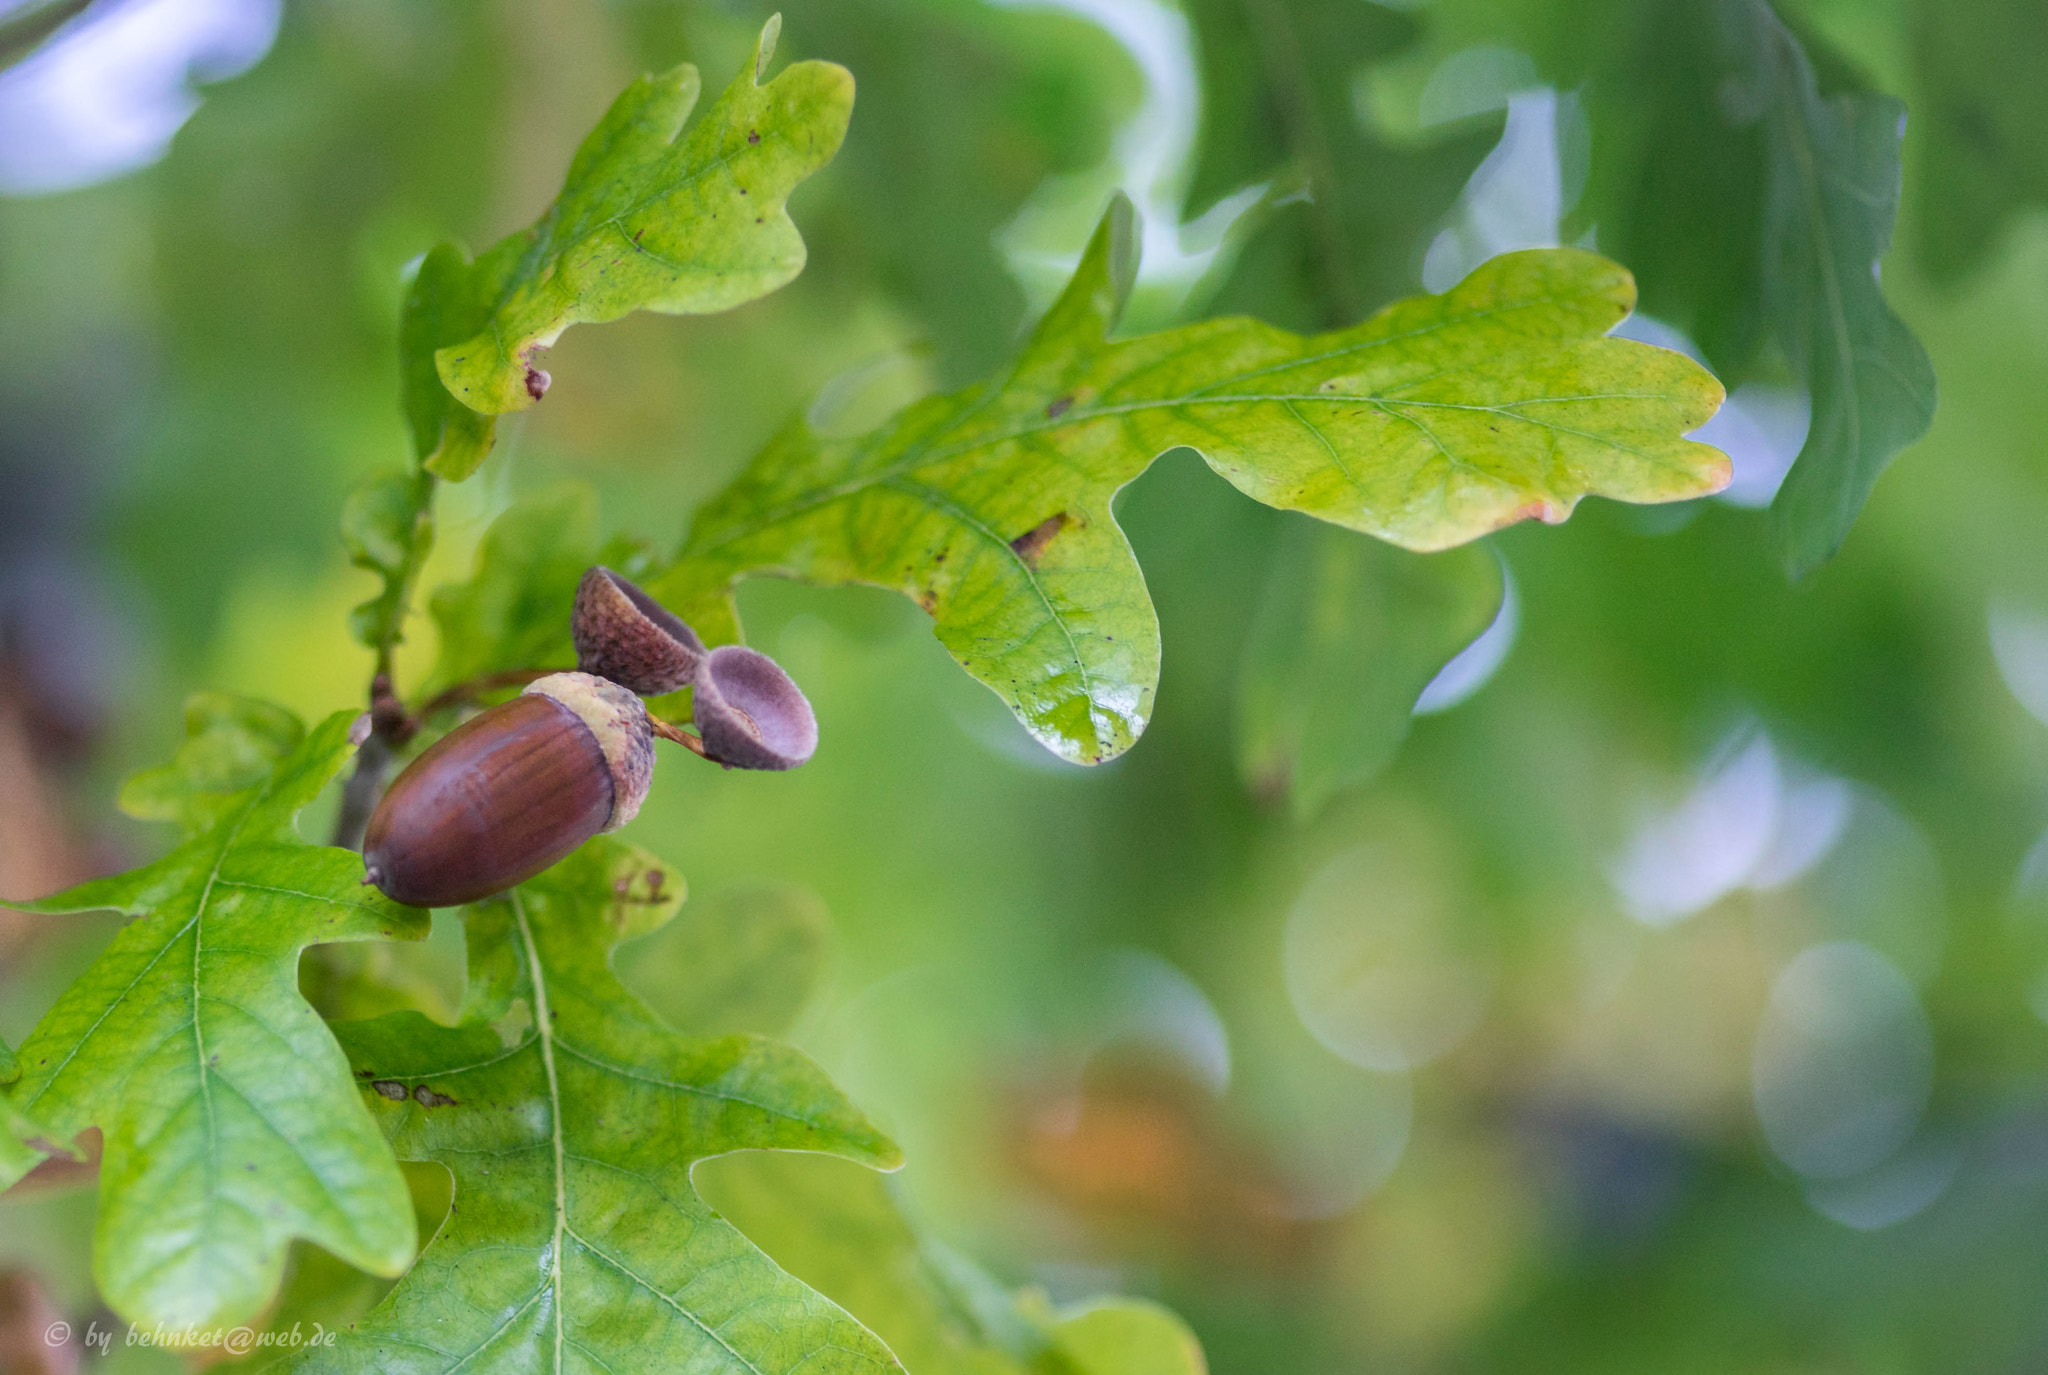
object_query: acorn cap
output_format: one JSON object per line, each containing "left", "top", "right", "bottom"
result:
{"left": 523, "top": 671, "right": 654, "bottom": 829}
{"left": 692, "top": 645, "right": 817, "bottom": 770}
{"left": 572, "top": 566, "right": 706, "bottom": 696}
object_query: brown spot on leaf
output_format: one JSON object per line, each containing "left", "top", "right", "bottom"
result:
{"left": 1046, "top": 394, "right": 1073, "bottom": 419}
{"left": 370, "top": 1080, "right": 407, "bottom": 1101}
{"left": 747, "top": 129, "right": 761, "bottom": 144}
{"left": 524, "top": 367, "right": 551, "bottom": 401}
{"left": 413, "top": 1085, "right": 458, "bottom": 1108}
{"left": 1009, "top": 513, "right": 1074, "bottom": 566}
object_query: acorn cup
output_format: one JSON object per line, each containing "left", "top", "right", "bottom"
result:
{"left": 572, "top": 565, "right": 705, "bottom": 695}
{"left": 693, "top": 645, "right": 818, "bottom": 770}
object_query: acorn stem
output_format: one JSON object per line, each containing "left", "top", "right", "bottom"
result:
{"left": 648, "top": 715, "right": 706, "bottom": 757}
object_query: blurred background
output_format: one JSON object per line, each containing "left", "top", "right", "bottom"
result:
{"left": 4, "top": 0, "right": 2048, "bottom": 1370}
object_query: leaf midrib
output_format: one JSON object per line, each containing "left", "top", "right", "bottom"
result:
{"left": 686, "top": 387, "right": 1691, "bottom": 562}
{"left": 504, "top": 894, "right": 780, "bottom": 1375}
{"left": 23, "top": 784, "right": 267, "bottom": 1125}
{"left": 509, "top": 892, "right": 567, "bottom": 1375}
{"left": 1770, "top": 13, "right": 1861, "bottom": 513}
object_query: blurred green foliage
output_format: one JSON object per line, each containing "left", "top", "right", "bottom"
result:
{"left": 4, "top": 0, "right": 2048, "bottom": 1371}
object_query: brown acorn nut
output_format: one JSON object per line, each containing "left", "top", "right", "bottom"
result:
{"left": 572, "top": 566, "right": 705, "bottom": 695}
{"left": 693, "top": 644, "right": 818, "bottom": 770}
{"left": 362, "top": 672, "right": 653, "bottom": 907}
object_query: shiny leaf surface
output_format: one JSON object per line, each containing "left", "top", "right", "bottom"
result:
{"left": 649, "top": 197, "right": 1726, "bottom": 764}
{"left": 291, "top": 838, "right": 904, "bottom": 1375}
{"left": 0, "top": 706, "right": 428, "bottom": 1329}
{"left": 431, "top": 19, "right": 853, "bottom": 435}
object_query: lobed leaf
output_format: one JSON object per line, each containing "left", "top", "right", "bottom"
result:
{"left": 1236, "top": 524, "right": 1501, "bottom": 818}
{"left": 1521, "top": 0, "right": 1934, "bottom": 575}
{"left": 429, "top": 19, "right": 853, "bottom": 437}
{"left": 0, "top": 705, "right": 429, "bottom": 1330}
{"left": 392, "top": 19, "right": 851, "bottom": 484}
{"left": 291, "top": 839, "right": 904, "bottom": 1375}
{"left": 1746, "top": 4, "right": 1937, "bottom": 576}
{"left": 648, "top": 197, "right": 1726, "bottom": 764}
{"left": 0, "top": 1035, "right": 76, "bottom": 1186}
{"left": 421, "top": 484, "right": 599, "bottom": 696}
{"left": 343, "top": 468, "right": 439, "bottom": 661}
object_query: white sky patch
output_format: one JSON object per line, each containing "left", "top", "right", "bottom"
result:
{"left": 0, "top": 0, "right": 282, "bottom": 195}
{"left": 992, "top": 0, "right": 1261, "bottom": 304}
{"left": 1423, "top": 87, "right": 1576, "bottom": 291}
{"left": 1610, "top": 313, "right": 1810, "bottom": 508}
{"left": 1414, "top": 555, "right": 1517, "bottom": 714}
{"left": 1989, "top": 600, "right": 2048, "bottom": 728}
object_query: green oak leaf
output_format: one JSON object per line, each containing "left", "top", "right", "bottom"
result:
{"left": 1909, "top": 0, "right": 2048, "bottom": 283}
{"left": 429, "top": 17, "right": 853, "bottom": 438}
{"left": 0, "top": 703, "right": 428, "bottom": 1330}
{"left": 420, "top": 484, "right": 600, "bottom": 697}
{"left": 0, "top": 1034, "right": 79, "bottom": 1186}
{"left": 619, "top": 882, "right": 831, "bottom": 1040}
{"left": 117, "top": 692, "right": 306, "bottom": 836}
{"left": 1182, "top": 0, "right": 1502, "bottom": 329}
{"left": 698, "top": 1152, "right": 1203, "bottom": 1375}
{"left": 291, "top": 838, "right": 904, "bottom": 1375}
{"left": 1744, "top": 3, "right": 1937, "bottom": 576}
{"left": 1236, "top": 523, "right": 1501, "bottom": 819}
{"left": 342, "top": 470, "right": 437, "bottom": 661}
{"left": 402, "top": 241, "right": 500, "bottom": 480}
{"left": 1522, "top": 0, "right": 1933, "bottom": 575}
{"left": 663, "top": 914, "right": 1205, "bottom": 1375}
{"left": 647, "top": 195, "right": 1726, "bottom": 765}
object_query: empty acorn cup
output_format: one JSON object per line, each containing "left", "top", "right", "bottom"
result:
{"left": 692, "top": 644, "right": 818, "bottom": 770}
{"left": 572, "top": 566, "right": 706, "bottom": 695}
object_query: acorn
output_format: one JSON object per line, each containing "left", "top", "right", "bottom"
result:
{"left": 362, "top": 672, "right": 654, "bottom": 907}
{"left": 572, "top": 566, "right": 704, "bottom": 695}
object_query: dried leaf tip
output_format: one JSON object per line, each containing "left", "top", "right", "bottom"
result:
{"left": 572, "top": 566, "right": 707, "bottom": 695}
